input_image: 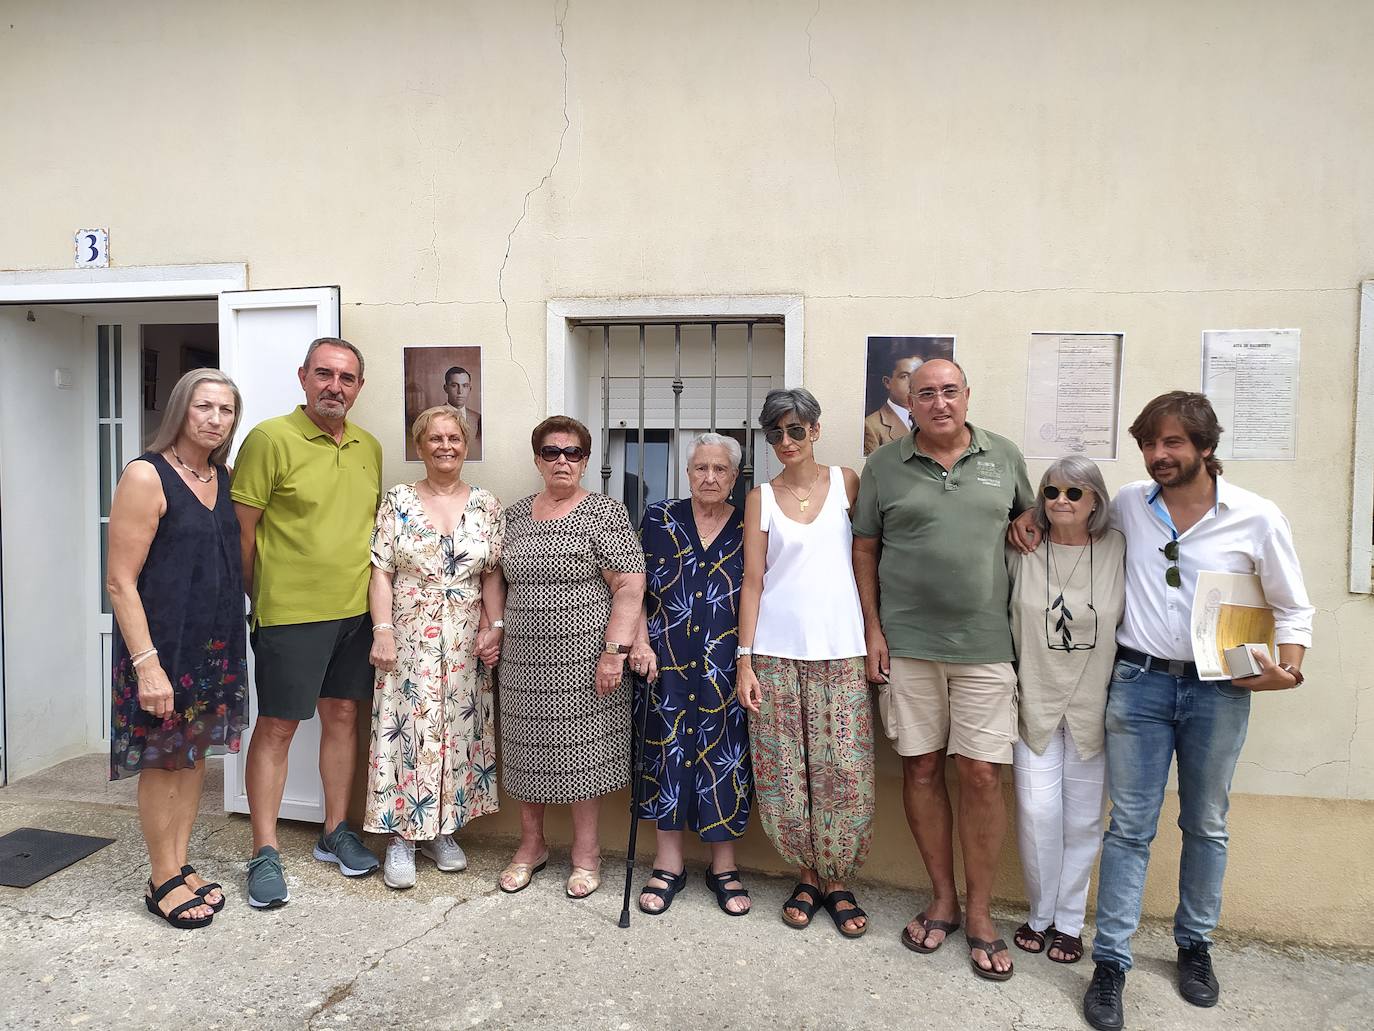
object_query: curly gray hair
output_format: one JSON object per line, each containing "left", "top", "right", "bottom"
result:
{"left": 686, "top": 432, "right": 742, "bottom": 470}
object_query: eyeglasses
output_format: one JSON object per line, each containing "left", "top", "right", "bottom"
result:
{"left": 912, "top": 385, "right": 965, "bottom": 405}
{"left": 1162, "top": 539, "right": 1181, "bottom": 588}
{"left": 1044, "top": 539, "right": 1098, "bottom": 651}
{"left": 1042, "top": 485, "right": 1085, "bottom": 502}
{"left": 764, "top": 424, "right": 809, "bottom": 446}
{"left": 538, "top": 445, "right": 588, "bottom": 462}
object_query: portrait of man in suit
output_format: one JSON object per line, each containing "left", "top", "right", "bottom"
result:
{"left": 862, "top": 336, "right": 956, "bottom": 455}
{"left": 402, "top": 345, "right": 484, "bottom": 462}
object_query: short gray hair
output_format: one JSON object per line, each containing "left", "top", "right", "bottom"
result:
{"left": 302, "top": 336, "right": 366, "bottom": 378}
{"left": 759, "top": 387, "right": 821, "bottom": 429}
{"left": 686, "top": 432, "right": 741, "bottom": 470}
{"left": 1033, "top": 455, "right": 1112, "bottom": 539}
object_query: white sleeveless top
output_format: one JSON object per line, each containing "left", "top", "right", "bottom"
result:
{"left": 753, "top": 466, "right": 867, "bottom": 661}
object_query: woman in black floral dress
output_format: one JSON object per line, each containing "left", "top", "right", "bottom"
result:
{"left": 108, "top": 369, "right": 248, "bottom": 928}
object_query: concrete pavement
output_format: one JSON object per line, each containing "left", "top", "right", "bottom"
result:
{"left": 1, "top": 775, "right": 1370, "bottom": 1030}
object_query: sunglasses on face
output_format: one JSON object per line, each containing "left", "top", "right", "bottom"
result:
{"left": 764, "top": 424, "right": 810, "bottom": 446}
{"left": 1042, "top": 485, "right": 1085, "bottom": 502}
{"left": 538, "top": 445, "right": 588, "bottom": 462}
{"left": 1162, "top": 539, "right": 1181, "bottom": 588}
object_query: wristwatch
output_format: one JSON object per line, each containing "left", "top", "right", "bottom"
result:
{"left": 1279, "top": 663, "right": 1304, "bottom": 687}
{"left": 736, "top": 646, "right": 753, "bottom": 658}
{"left": 489, "top": 620, "right": 504, "bottom": 630}
{"left": 603, "top": 641, "right": 630, "bottom": 655}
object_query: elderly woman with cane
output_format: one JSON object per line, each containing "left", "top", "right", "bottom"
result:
{"left": 627, "top": 433, "right": 753, "bottom": 916}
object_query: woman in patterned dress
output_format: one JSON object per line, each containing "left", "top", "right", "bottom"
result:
{"left": 366, "top": 406, "right": 505, "bottom": 890}
{"left": 628, "top": 433, "right": 754, "bottom": 916}
{"left": 108, "top": 369, "right": 248, "bottom": 929}
{"left": 735, "top": 388, "right": 875, "bottom": 938}
{"left": 496, "top": 416, "right": 646, "bottom": 899}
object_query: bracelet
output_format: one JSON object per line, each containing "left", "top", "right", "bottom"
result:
{"left": 129, "top": 646, "right": 156, "bottom": 662}
{"left": 490, "top": 620, "right": 504, "bottom": 630}
{"left": 373, "top": 623, "right": 395, "bottom": 632}
{"left": 1279, "top": 663, "right": 1305, "bottom": 687}
{"left": 132, "top": 648, "right": 159, "bottom": 668}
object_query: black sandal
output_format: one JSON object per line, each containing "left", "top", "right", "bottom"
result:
{"left": 144, "top": 874, "right": 214, "bottom": 929}
{"left": 637, "top": 868, "right": 688, "bottom": 916}
{"left": 822, "top": 889, "right": 868, "bottom": 939}
{"left": 1047, "top": 929, "right": 1084, "bottom": 964}
{"left": 181, "top": 865, "right": 226, "bottom": 913}
{"left": 704, "top": 867, "right": 750, "bottom": 916}
{"left": 781, "top": 881, "right": 822, "bottom": 929}
{"left": 1013, "top": 921, "right": 1051, "bottom": 954}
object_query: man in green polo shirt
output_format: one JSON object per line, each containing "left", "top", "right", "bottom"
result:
{"left": 230, "top": 336, "right": 383, "bottom": 908}
{"left": 853, "top": 358, "right": 1032, "bottom": 980}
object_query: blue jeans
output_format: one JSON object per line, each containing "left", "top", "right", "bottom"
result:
{"left": 1091, "top": 657, "right": 1251, "bottom": 971}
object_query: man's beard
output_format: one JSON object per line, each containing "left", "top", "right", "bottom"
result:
{"left": 1150, "top": 452, "right": 1205, "bottom": 486}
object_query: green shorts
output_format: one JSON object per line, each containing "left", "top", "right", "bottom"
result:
{"left": 250, "top": 614, "right": 374, "bottom": 721}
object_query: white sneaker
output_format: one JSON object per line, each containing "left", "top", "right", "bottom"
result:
{"left": 383, "top": 836, "right": 416, "bottom": 889}
{"left": 419, "top": 834, "right": 467, "bottom": 872}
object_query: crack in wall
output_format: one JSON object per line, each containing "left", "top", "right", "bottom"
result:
{"left": 495, "top": 0, "right": 571, "bottom": 406}
{"left": 805, "top": 0, "right": 841, "bottom": 186}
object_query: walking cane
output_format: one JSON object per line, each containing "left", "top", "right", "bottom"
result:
{"left": 618, "top": 672, "right": 652, "bottom": 929}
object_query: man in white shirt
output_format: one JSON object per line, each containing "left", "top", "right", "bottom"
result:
{"left": 1078, "top": 392, "right": 1313, "bottom": 1031}
{"left": 862, "top": 354, "right": 922, "bottom": 454}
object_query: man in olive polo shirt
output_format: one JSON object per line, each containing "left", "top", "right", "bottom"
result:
{"left": 853, "top": 358, "right": 1033, "bottom": 980}
{"left": 231, "top": 336, "right": 383, "bottom": 908}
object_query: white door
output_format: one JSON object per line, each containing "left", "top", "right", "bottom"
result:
{"left": 219, "top": 287, "right": 340, "bottom": 822}
{"left": 0, "top": 307, "right": 90, "bottom": 780}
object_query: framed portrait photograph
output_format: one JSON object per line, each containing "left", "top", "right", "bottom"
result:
{"left": 402, "top": 345, "right": 484, "bottom": 462}
{"left": 861, "top": 335, "right": 956, "bottom": 455}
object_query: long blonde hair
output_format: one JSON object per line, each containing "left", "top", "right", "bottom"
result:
{"left": 147, "top": 368, "right": 245, "bottom": 467}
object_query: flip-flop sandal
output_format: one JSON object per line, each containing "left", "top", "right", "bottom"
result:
{"left": 967, "top": 936, "right": 1015, "bottom": 981}
{"left": 781, "top": 881, "right": 822, "bottom": 929}
{"left": 1013, "top": 921, "right": 1052, "bottom": 954}
{"left": 1047, "top": 930, "right": 1084, "bottom": 964}
{"left": 704, "top": 867, "right": 751, "bottom": 916}
{"left": 181, "top": 864, "right": 225, "bottom": 913}
{"left": 498, "top": 852, "right": 549, "bottom": 894}
{"left": 901, "top": 911, "right": 962, "bottom": 954}
{"left": 822, "top": 889, "right": 868, "bottom": 939}
{"left": 638, "top": 868, "right": 688, "bottom": 915}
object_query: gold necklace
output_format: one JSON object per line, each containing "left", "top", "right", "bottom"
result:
{"left": 776, "top": 465, "right": 823, "bottom": 511}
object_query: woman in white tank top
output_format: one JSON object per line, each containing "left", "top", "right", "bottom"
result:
{"left": 736, "top": 388, "right": 876, "bottom": 939}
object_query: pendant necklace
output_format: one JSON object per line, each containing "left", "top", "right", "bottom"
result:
{"left": 1045, "top": 537, "right": 1092, "bottom": 649}
{"left": 170, "top": 447, "right": 214, "bottom": 483}
{"left": 776, "top": 465, "right": 823, "bottom": 512}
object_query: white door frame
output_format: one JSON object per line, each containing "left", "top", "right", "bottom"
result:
{"left": 0, "top": 265, "right": 246, "bottom": 786}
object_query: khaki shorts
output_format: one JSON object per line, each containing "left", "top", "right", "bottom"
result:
{"left": 877, "top": 657, "right": 1017, "bottom": 763}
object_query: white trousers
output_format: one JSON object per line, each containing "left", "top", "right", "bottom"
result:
{"left": 1011, "top": 719, "right": 1107, "bottom": 937}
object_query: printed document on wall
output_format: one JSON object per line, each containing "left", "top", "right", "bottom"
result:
{"left": 1190, "top": 571, "right": 1275, "bottom": 680}
{"left": 1201, "top": 329, "right": 1300, "bottom": 460}
{"left": 1022, "top": 332, "right": 1122, "bottom": 460}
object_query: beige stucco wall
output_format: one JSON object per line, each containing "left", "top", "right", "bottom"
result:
{"left": 3, "top": 1, "right": 1373, "bottom": 941}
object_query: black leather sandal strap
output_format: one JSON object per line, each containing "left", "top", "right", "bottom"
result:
{"left": 149, "top": 874, "right": 189, "bottom": 904}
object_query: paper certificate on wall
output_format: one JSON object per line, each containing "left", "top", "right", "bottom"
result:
{"left": 1190, "top": 571, "right": 1275, "bottom": 680}
{"left": 1022, "top": 332, "right": 1123, "bottom": 460}
{"left": 1201, "top": 329, "right": 1300, "bottom": 461}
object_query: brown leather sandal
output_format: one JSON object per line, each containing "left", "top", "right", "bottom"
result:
{"left": 1014, "top": 921, "right": 1053, "bottom": 954}
{"left": 1047, "top": 929, "right": 1084, "bottom": 964}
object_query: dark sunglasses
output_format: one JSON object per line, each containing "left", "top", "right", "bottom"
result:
{"left": 1162, "top": 539, "right": 1181, "bottom": 587}
{"left": 1042, "top": 485, "right": 1085, "bottom": 502}
{"left": 764, "top": 424, "right": 809, "bottom": 446}
{"left": 538, "top": 445, "right": 588, "bottom": 462}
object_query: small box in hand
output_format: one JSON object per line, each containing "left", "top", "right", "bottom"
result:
{"left": 1224, "top": 643, "right": 1270, "bottom": 680}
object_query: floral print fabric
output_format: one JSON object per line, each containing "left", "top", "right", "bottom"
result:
{"left": 749, "top": 654, "right": 875, "bottom": 880}
{"left": 110, "top": 454, "right": 247, "bottom": 780}
{"left": 635, "top": 499, "right": 752, "bottom": 841}
{"left": 364, "top": 484, "right": 504, "bottom": 840}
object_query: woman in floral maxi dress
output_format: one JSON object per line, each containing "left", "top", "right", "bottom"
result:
{"left": 365, "top": 406, "right": 506, "bottom": 889}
